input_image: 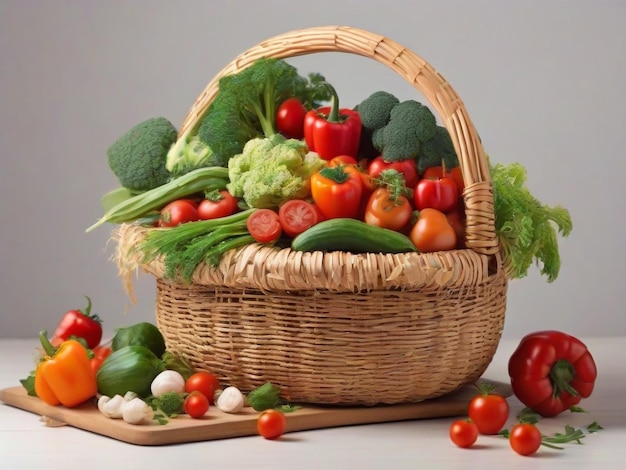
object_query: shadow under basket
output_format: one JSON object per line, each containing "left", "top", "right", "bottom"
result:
{"left": 113, "top": 25, "right": 509, "bottom": 406}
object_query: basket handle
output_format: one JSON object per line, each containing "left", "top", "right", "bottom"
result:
{"left": 179, "top": 26, "right": 498, "bottom": 255}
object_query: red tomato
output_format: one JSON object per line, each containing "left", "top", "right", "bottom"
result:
{"left": 414, "top": 176, "right": 458, "bottom": 213}
{"left": 276, "top": 97, "right": 307, "bottom": 139}
{"left": 446, "top": 210, "right": 466, "bottom": 249}
{"left": 409, "top": 208, "right": 457, "bottom": 252}
{"left": 185, "top": 371, "right": 220, "bottom": 404}
{"left": 197, "top": 190, "right": 238, "bottom": 220}
{"left": 257, "top": 409, "right": 287, "bottom": 440}
{"left": 422, "top": 166, "right": 465, "bottom": 198}
{"left": 160, "top": 200, "right": 199, "bottom": 227}
{"left": 468, "top": 387, "right": 510, "bottom": 435}
{"left": 183, "top": 391, "right": 210, "bottom": 419}
{"left": 328, "top": 155, "right": 358, "bottom": 167}
{"left": 509, "top": 423, "right": 542, "bottom": 456}
{"left": 278, "top": 199, "right": 320, "bottom": 238}
{"left": 368, "top": 156, "right": 419, "bottom": 189}
{"left": 311, "top": 166, "right": 363, "bottom": 219}
{"left": 364, "top": 187, "right": 413, "bottom": 231}
{"left": 246, "top": 209, "right": 282, "bottom": 243}
{"left": 90, "top": 345, "right": 112, "bottom": 375}
{"left": 449, "top": 419, "right": 479, "bottom": 448}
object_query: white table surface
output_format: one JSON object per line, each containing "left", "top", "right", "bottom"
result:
{"left": 0, "top": 336, "right": 623, "bottom": 469}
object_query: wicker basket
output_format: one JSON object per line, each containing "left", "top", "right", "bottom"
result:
{"left": 114, "top": 26, "right": 508, "bottom": 406}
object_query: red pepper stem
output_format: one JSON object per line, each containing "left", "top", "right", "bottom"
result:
{"left": 324, "top": 82, "right": 341, "bottom": 123}
{"left": 550, "top": 359, "right": 580, "bottom": 398}
{"left": 39, "top": 330, "right": 57, "bottom": 357}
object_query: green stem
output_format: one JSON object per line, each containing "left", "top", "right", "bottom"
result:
{"left": 325, "top": 82, "right": 341, "bottom": 123}
{"left": 39, "top": 330, "right": 57, "bottom": 357}
{"left": 550, "top": 359, "right": 579, "bottom": 397}
{"left": 319, "top": 166, "right": 350, "bottom": 183}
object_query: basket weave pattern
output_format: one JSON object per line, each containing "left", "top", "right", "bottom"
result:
{"left": 115, "top": 26, "right": 507, "bottom": 405}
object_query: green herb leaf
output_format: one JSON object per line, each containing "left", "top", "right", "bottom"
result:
{"left": 587, "top": 421, "right": 604, "bottom": 433}
{"left": 569, "top": 405, "right": 586, "bottom": 413}
{"left": 19, "top": 371, "right": 37, "bottom": 397}
{"left": 517, "top": 407, "right": 540, "bottom": 424}
{"left": 247, "top": 382, "right": 282, "bottom": 411}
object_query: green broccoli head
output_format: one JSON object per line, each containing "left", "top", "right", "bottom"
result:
{"left": 357, "top": 90, "right": 400, "bottom": 130}
{"left": 107, "top": 117, "right": 177, "bottom": 191}
{"left": 198, "top": 58, "right": 325, "bottom": 165}
{"left": 417, "top": 125, "right": 459, "bottom": 174}
{"left": 228, "top": 134, "right": 326, "bottom": 209}
{"left": 166, "top": 135, "right": 225, "bottom": 178}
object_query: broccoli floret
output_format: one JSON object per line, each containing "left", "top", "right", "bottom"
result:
{"left": 356, "top": 90, "right": 400, "bottom": 130}
{"left": 198, "top": 58, "right": 328, "bottom": 164}
{"left": 107, "top": 117, "right": 177, "bottom": 191}
{"left": 356, "top": 91, "right": 438, "bottom": 162}
{"left": 228, "top": 134, "right": 326, "bottom": 209}
{"left": 165, "top": 135, "right": 225, "bottom": 178}
{"left": 417, "top": 125, "right": 460, "bottom": 174}
{"left": 148, "top": 391, "right": 185, "bottom": 419}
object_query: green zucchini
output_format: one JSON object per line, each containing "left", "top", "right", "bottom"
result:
{"left": 291, "top": 218, "right": 418, "bottom": 254}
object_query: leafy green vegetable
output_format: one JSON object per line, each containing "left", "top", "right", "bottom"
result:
{"left": 490, "top": 159, "right": 573, "bottom": 282}
{"left": 247, "top": 382, "right": 282, "bottom": 411}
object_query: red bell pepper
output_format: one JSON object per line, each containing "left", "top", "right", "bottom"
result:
{"left": 51, "top": 296, "right": 103, "bottom": 350}
{"left": 304, "top": 83, "right": 361, "bottom": 160}
{"left": 508, "top": 330, "right": 597, "bottom": 417}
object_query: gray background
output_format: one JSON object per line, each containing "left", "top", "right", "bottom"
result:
{"left": 1, "top": 0, "right": 624, "bottom": 340}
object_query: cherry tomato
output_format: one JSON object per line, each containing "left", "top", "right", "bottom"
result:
{"left": 449, "top": 419, "right": 479, "bottom": 448}
{"left": 183, "top": 391, "right": 210, "bottom": 419}
{"left": 197, "top": 190, "right": 238, "bottom": 220}
{"left": 278, "top": 199, "right": 320, "bottom": 238}
{"left": 468, "top": 388, "right": 510, "bottom": 435}
{"left": 257, "top": 409, "right": 287, "bottom": 440}
{"left": 364, "top": 187, "right": 413, "bottom": 231}
{"left": 414, "top": 176, "right": 458, "bottom": 213}
{"left": 246, "top": 209, "right": 282, "bottom": 243}
{"left": 409, "top": 208, "right": 457, "bottom": 252}
{"left": 185, "top": 371, "right": 220, "bottom": 404}
{"left": 368, "top": 156, "right": 419, "bottom": 189}
{"left": 90, "top": 345, "right": 112, "bottom": 375}
{"left": 422, "top": 166, "right": 465, "bottom": 198}
{"left": 276, "top": 97, "right": 307, "bottom": 139}
{"left": 160, "top": 200, "right": 199, "bottom": 227}
{"left": 509, "top": 423, "right": 542, "bottom": 456}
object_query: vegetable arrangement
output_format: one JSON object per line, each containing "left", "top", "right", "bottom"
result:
{"left": 20, "top": 300, "right": 291, "bottom": 436}
{"left": 86, "top": 56, "right": 572, "bottom": 286}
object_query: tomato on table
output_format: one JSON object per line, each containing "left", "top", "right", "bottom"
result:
{"left": 467, "top": 384, "right": 510, "bottom": 435}
{"left": 160, "top": 199, "right": 199, "bottom": 227}
{"left": 278, "top": 199, "right": 320, "bottom": 238}
{"left": 184, "top": 391, "right": 210, "bottom": 419}
{"left": 257, "top": 409, "right": 287, "bottom": 440}
{"left": 197, "top": 190, "right": 238, "bottom": 220}
{"left": 449, "top": 419, "right": 478, "bottom": 448}
{"left": 185, "top": 371, "right": 220, "bottom": 404}
{"left": 246, "top": 209, "right": 282, "bottom": 243}
{"left": 276, "top": 97, "right": 307, "bottom": 139}
{"left": 328, "top": 155, "right": 358, "bottom": 167}
{"left": 509, "top": 423, "right": 542, "bottom": 456}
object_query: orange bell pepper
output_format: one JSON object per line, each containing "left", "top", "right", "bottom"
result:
{"left": 34, "top": 330, "right": 98, "bottom": 408}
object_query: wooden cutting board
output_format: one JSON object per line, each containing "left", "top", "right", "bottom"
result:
{"left": 0, "top": 380, "right": 511, "bottom": 446}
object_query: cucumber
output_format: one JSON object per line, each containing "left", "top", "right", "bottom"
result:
{"left": 291, "top": 218, "right": 418, "bottom": 254}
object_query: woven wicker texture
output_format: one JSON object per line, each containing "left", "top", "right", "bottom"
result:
{"left": 115, "top": 26, "right": 508, "bottom": 405}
